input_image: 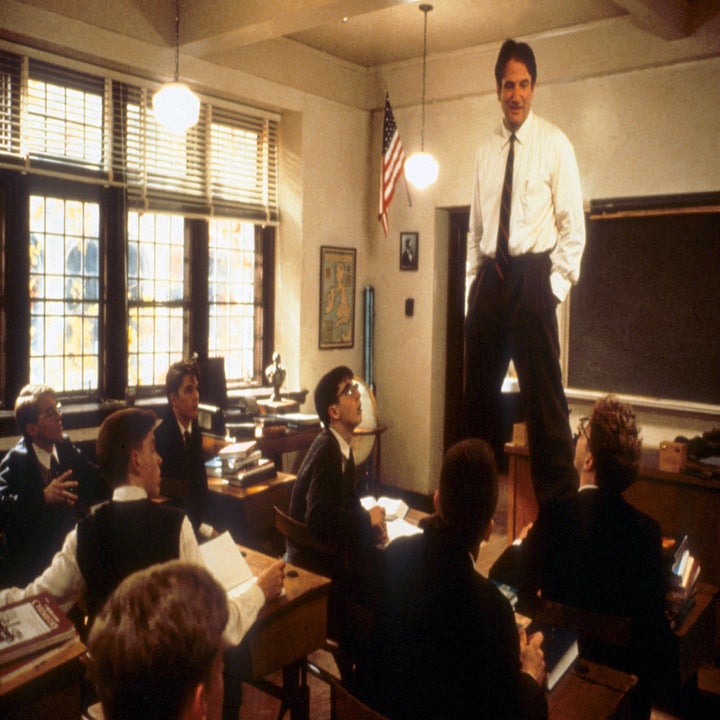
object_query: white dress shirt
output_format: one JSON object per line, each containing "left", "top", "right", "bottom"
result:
{"left": 0, "top": 485, "right": 264, "bottom": 646}
{"left": 329, "top": 427, "right": 353, "bottom": 471}
{"left": 466, "top": 110, "right": 585, "bottom": 303}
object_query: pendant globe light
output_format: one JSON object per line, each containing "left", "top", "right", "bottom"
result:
{"left": 405, "top": 4, "right": 439, "bottom": 190}
{"left": 153, "top": 0, "right": 200, "bottom": 134}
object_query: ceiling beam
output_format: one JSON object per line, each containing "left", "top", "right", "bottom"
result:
{"left": 179, "top": 0, "right": 411, "bottom": 56}
{"left": 612, "top": 0, "right": 720, "bottom": 39}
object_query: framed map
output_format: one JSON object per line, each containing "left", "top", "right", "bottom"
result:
{"left": 319, "top": 245, "right": 356, "bottom": 349}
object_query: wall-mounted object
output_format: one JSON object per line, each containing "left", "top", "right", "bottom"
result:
{"left": 319, "top": 246, "right": 356, "bottom": 349}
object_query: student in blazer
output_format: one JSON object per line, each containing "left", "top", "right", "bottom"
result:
{"left": 0, "top": 384, "right": 108, "bottom": 587}
{"left": 357, "top": 439, "right": 547, "bottom": 720}
{"left": 492, "top": 396, "right": 678, "bottom": 719}
{"left": 154, "top": 358, "right": 210, "bottom": 537}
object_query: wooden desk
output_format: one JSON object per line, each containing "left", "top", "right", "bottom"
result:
{"left": 623, "top": 466, "right": 720, "bottom": 588}
{"left": 239, "top": 545, "right": 331, "bottom": 720}
{"left": 548, "top": 659, "right": 637, "bottom": 720}
{"left": 207, "top": 472, "right": 296, "bottom": 553}
{"left": 674, "top": 582, "right": 718, "bottom": 686}
{"left": 0, "top": 638, "right": 86, "bottom": 720}
{"left": 505, "top": 442, "right": 537, "bottom": 544}
{"left": 256, "top": 427, "right": 321, "bottom": 471}
{"left": 506, "top": 442, "right": 720, "bottom": 588}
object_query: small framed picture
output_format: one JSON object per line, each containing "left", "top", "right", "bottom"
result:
{"left": 399, "top": 231, "right": 419, "bottom": 271}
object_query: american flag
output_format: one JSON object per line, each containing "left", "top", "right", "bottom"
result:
{"left": 378, "top": 94, "right": 405, "bottom": 237}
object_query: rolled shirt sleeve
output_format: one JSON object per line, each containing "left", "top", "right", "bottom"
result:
{"left": 179, "top": 517, "right": 265, "bottom": 647}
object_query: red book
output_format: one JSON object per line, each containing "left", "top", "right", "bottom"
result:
{"left": 0, "top": 593, "right": 77, "bottom": 668}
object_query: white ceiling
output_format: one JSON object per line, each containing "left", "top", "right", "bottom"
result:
{"left": 16, "top": 0, "right": 720, "bottom": 69}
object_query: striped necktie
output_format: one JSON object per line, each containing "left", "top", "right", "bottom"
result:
{"left": 495, "top": 133, "right": 516, "bottom": 280}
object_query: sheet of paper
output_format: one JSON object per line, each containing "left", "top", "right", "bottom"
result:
{"left": 199, "top": 531, "right": 254, "bottom": 592}
{"left": 360, "top": 495, "right": 409, "bottom": 521}
{"left": 385, "top": 517, "right": 423, "bottom": 544}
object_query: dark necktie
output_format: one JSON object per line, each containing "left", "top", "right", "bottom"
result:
{"left": 495, "top": 133, "right": 516, "bottom": 280}
{"left": 49, "top": 455, "right": 60, "bottom": 481}
{"left": 183, "top": 430, "right": 192, "bottom": 450}
{"left": 346, "top": 450, "right": 355, "bottom": 479}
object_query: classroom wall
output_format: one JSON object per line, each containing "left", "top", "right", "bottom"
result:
{"left": 370, "top": 56, "right": 720, "bottom": 494}
{"left": 1, "top": 5, "right": 719, "bottom": 496}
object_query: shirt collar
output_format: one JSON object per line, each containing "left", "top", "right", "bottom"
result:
{"left": 499, "top": 109, "right": 534, "bottom": 146}
{"left": 579, "top": 483, "right": 598, "bottom": 493}
{"left": 113, "top": 485, "right": 148, "bottom": 501}
{"left": 329, "top": 427, "right": 352, "bottom": 461}
{"left": 176, "top": 419, "right": 192, "bottom": 436}
{"left": 32, "top": 442, "right": 58, "bottom": 470}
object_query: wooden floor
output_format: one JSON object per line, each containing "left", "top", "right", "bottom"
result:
{"left": 238, "top": 474, "right": 695, "bottom": 720}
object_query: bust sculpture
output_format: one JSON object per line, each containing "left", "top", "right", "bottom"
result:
{"left": 265, "top": 351, "right": 286, "bottom": 401}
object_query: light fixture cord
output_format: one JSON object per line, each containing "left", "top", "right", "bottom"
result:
{"left": 419, "top": 5, "right": 431, "bottom": 152}
{"left": 174, "top": 0, "right": 181, "bottom": 82}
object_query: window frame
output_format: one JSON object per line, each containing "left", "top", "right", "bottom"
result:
{"left": 0, "top": 49, "right": 278, "bottom": 407}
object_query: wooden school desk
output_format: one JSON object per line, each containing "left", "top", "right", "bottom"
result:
{"left": 238, "top": 545, "right": 331, "bottom": 720}
{"left": 548, "top": 659, "right": 637, "bottom": 720}
{"left": 0, "top": 638, "right": 87, "bottom": 720}
{"left": 207, "top": 471, "right": 296, "bottom": 553}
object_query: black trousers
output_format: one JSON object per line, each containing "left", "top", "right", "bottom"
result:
{"left": 463, "top": 253, "right": 577, "bottom": 506}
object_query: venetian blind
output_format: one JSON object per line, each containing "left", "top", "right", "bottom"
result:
{"left": 0, "top": 50, "right": 279, "bottom": 222}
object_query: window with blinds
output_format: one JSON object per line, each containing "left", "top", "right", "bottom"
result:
{"left": 0, "top": 49, "right": 278, "bottom": 402}
{"left": 0, "top": 50, "right": 279, "bottom": 221}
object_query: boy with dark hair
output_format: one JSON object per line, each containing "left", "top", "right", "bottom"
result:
{"left": 288, "top": 366, "right": 387, "bottom": 678}
{"left": 289, "top": 365, "right": 386, "bottom": 573}
{"left": 154, "top": 358, "right": 210, "bottom": 536}
{"left": 358, "top": 439, "right": 547, "bottom": 720}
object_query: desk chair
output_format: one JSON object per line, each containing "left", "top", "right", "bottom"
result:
{"left": 330, "top": 675, "right": 389, "bottom": 720}
{"left": 273, "top": 506, "right": 373, "bottom": 685}
{"left": 273, "top": 505, "right": 337, "bottom": 575}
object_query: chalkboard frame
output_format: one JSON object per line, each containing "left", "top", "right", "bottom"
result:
{"left": 566, "top": 192, "right": 720, "bottom": 415}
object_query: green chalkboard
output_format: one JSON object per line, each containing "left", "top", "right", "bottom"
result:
{"left": 567, "top": 197, "right": 720, "bottom": 408}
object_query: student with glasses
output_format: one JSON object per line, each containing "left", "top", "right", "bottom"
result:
{"left": 0, "top": 384, "right": 109, "bottom": 587}
{"left": 288, "top": 365, "right": 388, "bottom": 678}
{"left": 491, "top": 395, "right": 677, "bottom": 718}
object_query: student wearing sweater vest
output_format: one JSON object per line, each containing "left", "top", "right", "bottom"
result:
{"left": 0, "top": 408, "right": 284, "bottom": 720}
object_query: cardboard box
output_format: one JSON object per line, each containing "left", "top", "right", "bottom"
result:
{"left": 659, "top": 441, "right": 687, "bottom": 473}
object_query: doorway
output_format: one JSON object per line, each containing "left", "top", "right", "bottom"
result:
{"left": 443, "top": 208, "right": 469, "bottom": 453}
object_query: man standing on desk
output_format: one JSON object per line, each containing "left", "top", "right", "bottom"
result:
{"left": 154, "top": 359, "right": 212, "bottom": 539}
{"left": 463, "top": 38, "right": 586, "bottom": 505}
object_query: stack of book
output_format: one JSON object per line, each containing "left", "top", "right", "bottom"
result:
{"left": 0, "top": 593, "right": 78, "bottom": 671}
{"left": 664, "top": 534, "right": 701, "bottom": 629}
{"left": 282, "top": 413, "right": 321, "bottom": 430}
{"left": 218, "top": 440, "right": 276, "bottom": 487}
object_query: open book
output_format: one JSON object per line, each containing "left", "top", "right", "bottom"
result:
{"left": 360, "top": 495, "right": 409, "bottom": 521}
{"left": 0, "top": 593, "right": 77, "bottom": 668}
{"left": 199, "top": 531, "right": 256, "bottom": 600}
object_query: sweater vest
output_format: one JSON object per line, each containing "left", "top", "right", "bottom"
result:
{"left": 76, "top": 499, "right": 184, "bottom": 619}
